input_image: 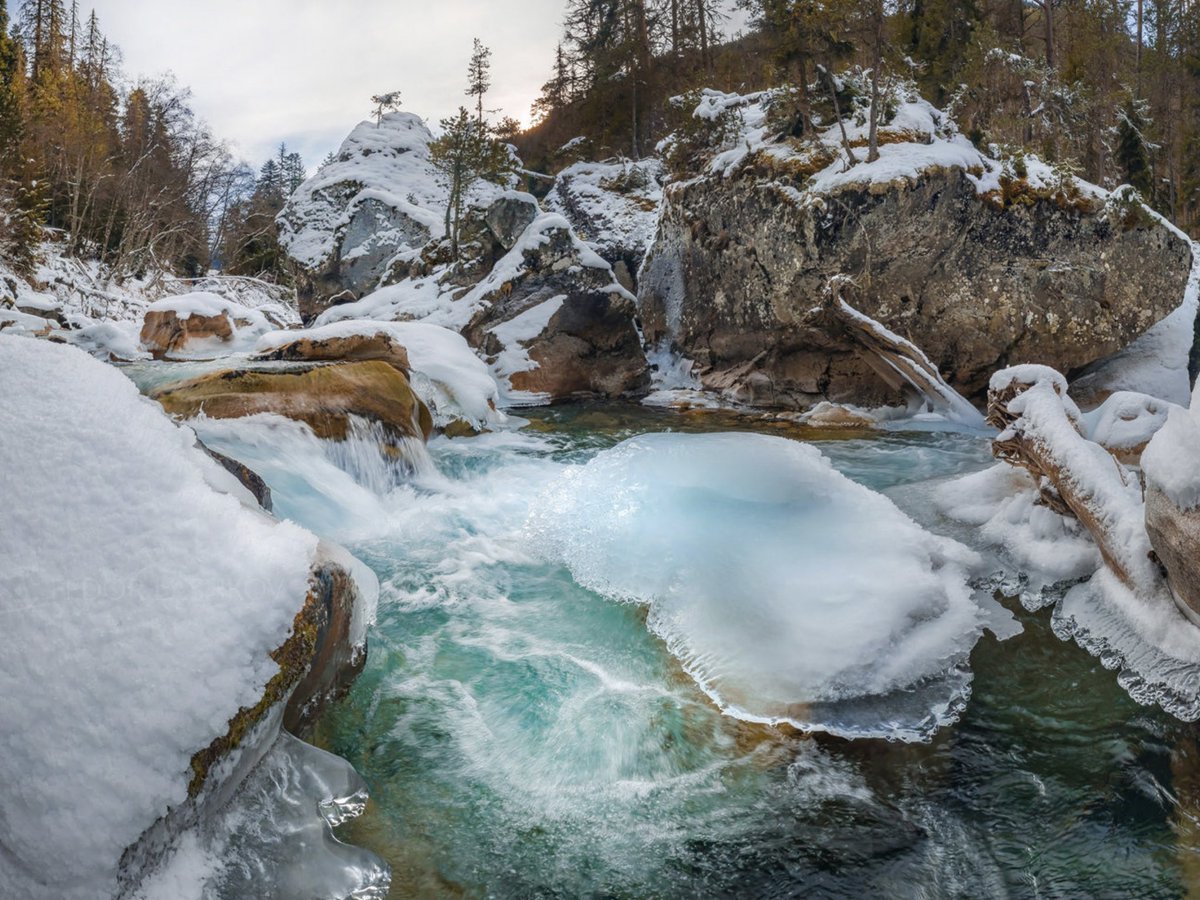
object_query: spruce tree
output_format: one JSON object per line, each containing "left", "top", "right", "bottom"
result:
{"left": 466, "top": 38, "right": 492, "bottom": 124}
{"left": 1116, "top": 96, "right": 1154, "bottom": 199}
{"left": 429, "top": 107, "right": 512, "bottom": 258}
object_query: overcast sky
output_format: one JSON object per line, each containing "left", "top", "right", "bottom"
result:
{"left": 8, "top": 0, "right": 569, "bottom": 168}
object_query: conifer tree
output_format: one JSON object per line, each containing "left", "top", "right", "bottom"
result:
{"left": 429, "top": 106, "right": 512, "bottom": 258}
{"left": 466, "top": 38, "right": 492, "bottom": 124}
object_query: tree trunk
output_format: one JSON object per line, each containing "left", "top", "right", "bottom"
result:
{"left": 867, "top": 0, "right": 884, "bottom": 164}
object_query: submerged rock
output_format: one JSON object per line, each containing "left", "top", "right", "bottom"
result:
{"left": 152, "top": 360, "right": 433, "bottom": 447}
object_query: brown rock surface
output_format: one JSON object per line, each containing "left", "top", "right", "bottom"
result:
{"left": 152, "top": 361, "right": 433, "bottom": 445}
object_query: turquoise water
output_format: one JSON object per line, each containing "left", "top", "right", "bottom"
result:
{"left": 192, "top": 402, "right": 1200, "bottom": 898}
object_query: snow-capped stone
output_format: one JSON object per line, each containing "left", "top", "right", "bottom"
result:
{"left": 0, "top": 335, "right": 375, "bottom": 898}
{"left": 640, "top": 87, "right": 1195, "bottom": 411}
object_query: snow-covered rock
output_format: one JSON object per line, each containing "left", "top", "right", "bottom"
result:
{"left": 278, "top": 111, "right": 508, "bottom": 322}
{"left": 640, "top": 87, "right": 1195, "bottom": 412}
{"left": 0, "top": 335, "right": 375, "bottom": 897}
{"left": 254, "top": 319, "right": 504, "bottom": 433}
{"left": 462, "top": 213, "right": 649, "bottom": 404}
{"left": 545, "top": 158, "right": 664, "bottom": 289}
{"left": 140, "top": 292, "right": 280, "bottom": 358}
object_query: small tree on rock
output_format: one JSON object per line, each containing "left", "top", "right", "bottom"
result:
{"left": 370, "top": 91, "right": 403, "bottom": 126}
{"left": 429, "top": 106, "right": 513, "bottom": 259}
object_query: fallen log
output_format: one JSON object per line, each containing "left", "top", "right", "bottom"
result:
{"left": 986, "top": 365, "right": 1165, "bottom": 597}
{"left": 823, "top": 276, "right": 985, "bottom": 426}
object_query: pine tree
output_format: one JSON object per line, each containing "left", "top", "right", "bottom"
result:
{"left": 429, "top": 107, "right": 512, "bottom": 258}
{"left": 466, "top": 38, "right": 492, "bottom": 124}
{"left": 370, "top": 91, "right": 402, "bottom": 125}
{"left": 1116, "top": 96, "right": 1154, "bottom": 199}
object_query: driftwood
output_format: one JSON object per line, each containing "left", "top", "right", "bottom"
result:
{"left": 987, "top": 368, "right": 1164, "bottom": 596}
{"left": 823, "top": 276, "right": 984, "bottom": 425}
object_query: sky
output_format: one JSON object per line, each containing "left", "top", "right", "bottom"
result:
{"left": 8, "top": 0, "right": 569, "bottom": 168}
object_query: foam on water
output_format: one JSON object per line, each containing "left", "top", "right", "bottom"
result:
{"left": 187, "top": 403, "right": 1200, "bottom": 896}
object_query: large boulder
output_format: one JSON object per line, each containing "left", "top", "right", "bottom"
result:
{"left": 140, "top": 293, "right": 279, "bottom": 359}
{"left": 640, "top": 95, "right": 1194, "bottom": 411}
{"left": 152, "top": 360, "right": 433, "bottom": 447}
{"left": 1145, "top": 485, "right": 1200, "bottom": 625}
{"left": 278, "top": 112, "right": 507, "bottom": 323}
{"left": 545, "top": 159, "right": 664, "bottom": 291}
{"left": 463, "top": 213, "right": 649, "bottom": 402}
{"left": 0, "top": 336, "right": 380, "bottom": 898}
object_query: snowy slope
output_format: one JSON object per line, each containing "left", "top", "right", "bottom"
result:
{"left": 0, "top": 336, "right": 322, "bottom": 899}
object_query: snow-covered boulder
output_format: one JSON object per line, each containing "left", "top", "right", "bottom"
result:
{"left": 278, "top": 112, "right": 508, "bottom": 322}
{"left": 545, "top": 158, "right": 664, "bottom": 290}
{"left": 462, "top": 213, "right": 649, "bottom": 404}
{"left": 152, "top": 360, "right": 434, "bottom": 450}
{"left": 140, "top": 292, "right": 277, "bottom": 358}
{"left": 0, "top": 335, "right": 378, "bottom": 897}
{"left": 1143, "top": 381, "right": 1200, "bottom": 622}
{"left": 254, "top": 319, "right": 504, "bottom": 434}
{"left": 640, "top": 88, "right": 1195, "bottom": 411}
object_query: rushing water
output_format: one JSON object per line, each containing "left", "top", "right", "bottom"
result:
{"left": 182, "top": 400, "right": 1200, "bottom": 898}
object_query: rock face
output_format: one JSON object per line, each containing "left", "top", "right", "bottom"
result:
{"left": 464, "top": 215, "right": 649, "bottom": 402}
{"left": 640, "top": 165, "right": 1194, "bottom": 411}
{"left": 152, "top": 361, "right": 433, "bottom": 446}
{"left": 1145, "top": 485, "right": 1200, "bottom": 624}
{"left": 546, "top": 159, "right": 664, "bottom": 292}
{"left": 278, "top": 112, "right": 508, "bottom": 323}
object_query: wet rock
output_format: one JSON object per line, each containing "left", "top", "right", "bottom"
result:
{"left": 152, "top": 360, "right": 433, "bottom": 446}
{"left": 253, "top": 329, "right": 412, "bottom": 375}
{"left": 196, "top": 439, "right": 274, "bottom": 512}
{"left": 1145, "top": 486, "right": 1200, "bottom": 625}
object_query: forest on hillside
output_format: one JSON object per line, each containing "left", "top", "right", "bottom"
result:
{"left": 2, "top": 0, "right": 1199, "bottom": 288}
{"left": 524, "top": 0, "right": 1200, "bottom": 234}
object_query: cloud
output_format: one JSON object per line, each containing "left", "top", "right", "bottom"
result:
{"left": 38, "top": 0, "right": 566, "bottom": 167}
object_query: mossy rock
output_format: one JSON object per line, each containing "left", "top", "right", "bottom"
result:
{"left": 152, "top": 360, "right": 433, "bottom": 445}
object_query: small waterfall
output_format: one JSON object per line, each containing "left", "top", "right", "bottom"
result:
{"left": 329, "top": 417, "right": 438, "bottom": 493}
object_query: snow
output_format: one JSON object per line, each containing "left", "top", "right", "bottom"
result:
{"left": 528, "top": 432, "right": 1018, "bottom": 742}
{"left": 1081, "top": 391, "right": 1173, "bottom": 454}
{"left": 545, "top": 159, "right": 663, "bottom": 262}
{"left": 66, "top": 319, "right": 149, "bottom": 361}
{"left": 934, "top": 464, "right": 1101, "bottom": 587}
{"left": 488, "top": 294, "right": 565, "bottom": 383}
{"left": 314, "top": 212, "right": 617, "bottom": 336}
{"left": 278, "top": 112, "right": 448, "bottom": 270}
{"left": 989, "top": 366, "right": 1160, "bottom": 596}
{"left": 1143, "top": 379, "right": 1200, "bottom": 510}
{"left": 0, "top": 335, "right": 323, "bottom": 899}
{"left": 255, "top": 319, "right": 502, "bottom": 431}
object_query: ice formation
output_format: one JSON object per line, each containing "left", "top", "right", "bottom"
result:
{"left": 528, "top": 432, "right": 1018, "bottom": 740}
